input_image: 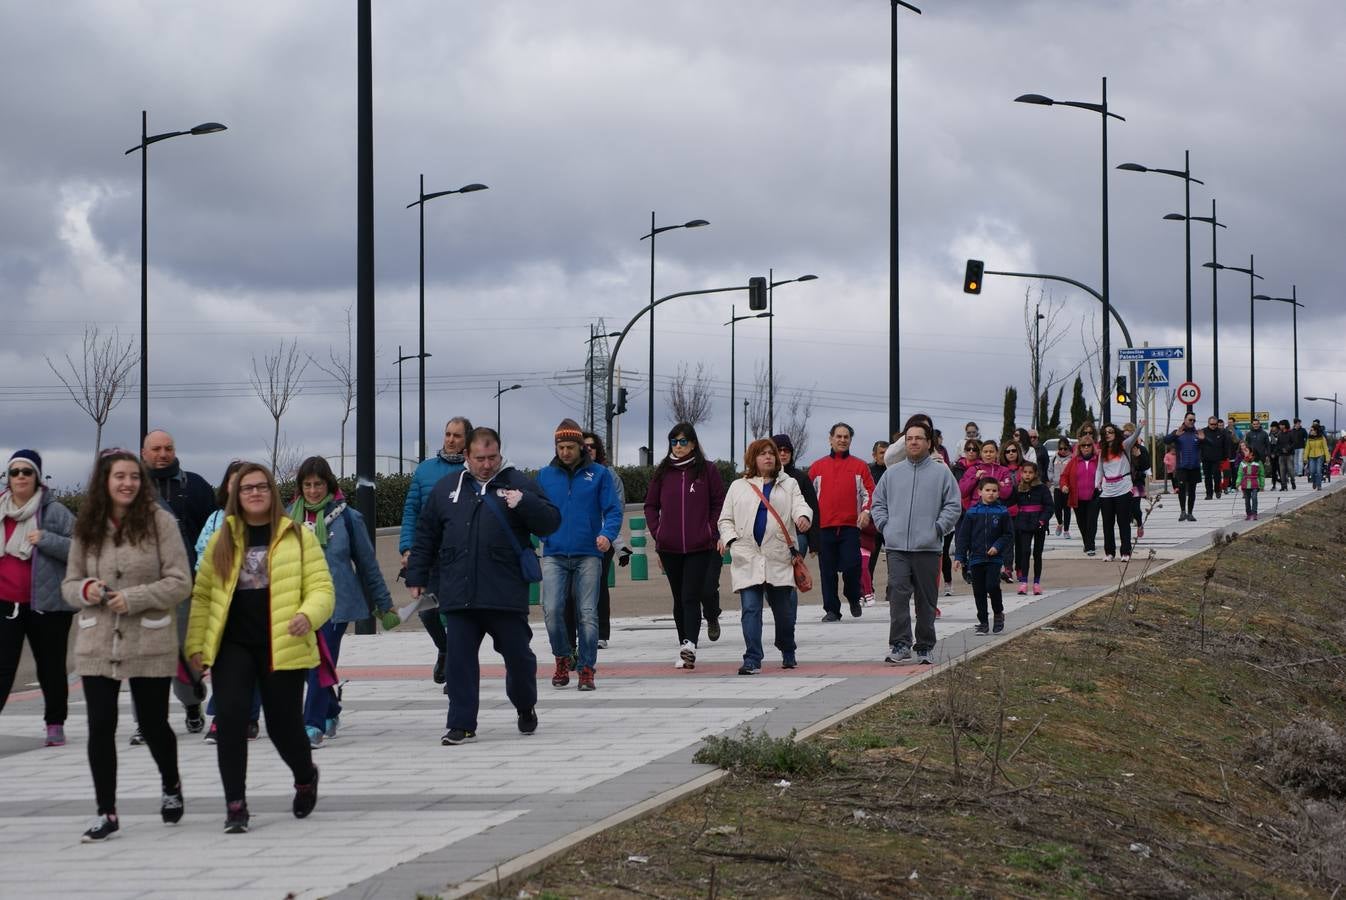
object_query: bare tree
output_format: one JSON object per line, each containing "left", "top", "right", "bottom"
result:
{"left": 1078, "top": 312, "right": 1103, "bottom": 412}
{"left": 1023, "top": 287, "right": 1070, "bottom": 428}
{"left": 747, "top": 362, "right": 815, "bottom": 458}
{"left": 777, "top": 386, "right": 816, "bottom": 460}
{"left": 250, "top": 340, "right": 309, "bottom": 476}
{"left": 46, "top": 326, "right": 138, "bottom": 454}
{"left": 310, "top": 306, "right": 355, "bottom": 476}
{"left": 747, "top": 362, "right": 771, "bottom": 440}
{"left": 666, "top": 362, "right": 714, "bottom": 427}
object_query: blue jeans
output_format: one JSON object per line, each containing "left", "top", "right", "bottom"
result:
{"left": 739, "top": 584, "right": 797, "bottom": 669}
{"left": 1308, "top": 456, "right": 1324, "bottom": 489}
{"left": 304, "top": 620, "right": 345, "bottom": 731}
{"left": 542, "top": 555, "right": 602, "bottom": 671}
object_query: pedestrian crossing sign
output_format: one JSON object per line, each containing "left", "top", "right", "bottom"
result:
{"left": 1138, "top": 359, "right": 1170, "bottom": 387}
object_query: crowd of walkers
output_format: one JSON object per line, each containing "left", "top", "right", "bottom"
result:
{"left": 1, "top": 408, "right": 1337, "bottom": 842}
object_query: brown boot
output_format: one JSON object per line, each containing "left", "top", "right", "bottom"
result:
{"left": 551, "top": 655, "right": 571, "bottom": 688}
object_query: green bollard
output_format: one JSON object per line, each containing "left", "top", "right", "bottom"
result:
{"left": 528, "top": 535, "right": 541, "bottom": 606}
{"left": 629, "top": 516, "right": 649, "bottom": 581}
{"left": 607, "top": 555, "right": 617, "bottom": 588}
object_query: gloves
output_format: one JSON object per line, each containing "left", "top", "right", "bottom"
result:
{"left": 378, "top": 609, "right": 401, "bottom": 631}
{"left": 618, "top": 547, "right": 633, "bottom": 568}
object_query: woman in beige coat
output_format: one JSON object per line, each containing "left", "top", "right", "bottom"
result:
{"left": 61, "top": 450, "right": 191, "bottom": 843}
{"left": 717, "top": 438, "right": 812, "bottom": 675}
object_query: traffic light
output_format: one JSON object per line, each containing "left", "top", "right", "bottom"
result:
{"left": 615, "top": 386, "right": 629, "bottom": 415}
{"left": 1115, "top": 376, "right": 1131, "bottom": 406}
{"left": 963, "top": 259, "right": 984, "bottom": 294}
{"left": 748, "top": 276, "right": 768, "bottom": 310}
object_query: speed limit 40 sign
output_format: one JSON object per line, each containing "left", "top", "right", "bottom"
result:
{"left": 1177, "top": 382, "right": 1201, "bottom": 406}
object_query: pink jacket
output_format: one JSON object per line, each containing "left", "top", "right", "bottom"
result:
{"left": 959, "top": 463, "right": 1016, "bottom": 511}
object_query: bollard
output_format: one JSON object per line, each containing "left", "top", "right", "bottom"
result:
{"left": 528, "top": 535, "right": 541, "bottom": 606}
{"left": 607, "top": 555, "right": 617, "bottom": 588}
{"left": 629, "top": 516, "right": 649, "bottom": 581}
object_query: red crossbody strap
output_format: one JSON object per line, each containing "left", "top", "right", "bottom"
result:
{"left": 747, "top": 481, "right": 796, "bottom": 554}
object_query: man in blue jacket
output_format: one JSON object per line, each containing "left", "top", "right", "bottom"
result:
{"left": 536, "top": 418, "right": 622, "bottom": 693}
{"left": 406, "top": 427, "right": 560, "bottom": 745}
{"left": 399, "top": 416, "right": 472, "bottom": 684}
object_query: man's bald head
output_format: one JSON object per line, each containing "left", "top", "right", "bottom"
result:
{"left": 141, "top": 430, "right": 177, "bottom": 470}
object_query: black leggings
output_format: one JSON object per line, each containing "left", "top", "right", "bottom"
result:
{"left": 1173, "top": 467, "right": 1199, "bottom": 515}
{"left": 1099, "top": 494, "right": 1133, "bottom": 557}
{"left": 658, "top": 550, "right": 721, "bottom": 646}
{"left": 941, "top": 531, "right": 954, "bottom": 584}
{"left": 83, "top": 675, "right": 179, "bottom": 815}
{"left": 1052, "top": 490, "right": 1072, "bottom": 531}
{"left": 210, "top": 640, "right": 314, "bottom": 804}
{"left": 1013, "top": 530, "right": 1046, "bottom": 583}
{"left": 0, "top": 605, "right": 71, "bottom": 724}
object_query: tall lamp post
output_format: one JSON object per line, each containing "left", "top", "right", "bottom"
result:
{"left": 1166, "top": 200, "right": 1227, "bottom": 416}
{"left": 1118, "top": 151, "right": 1203, "bottom": 406}
{"left": 1016, "top": 77, "right": 1125, "bottom": 425}
{"left": 1303, "top": 394, "right": 1340, "bottom": 435}
{"left": 888, "top": 0, "right": 922, "bottom": 437}
{"left": 640, "top": 214, "right": 709, "bottom": 465}
{"left": 407, "top": 179, "right": 488, "bottom": 461}
{"left": 585, "top": 328, "right": 622, "bottom": 433}
{"left": 1203, "top": 257, "right": 1262, "bottom": 418}
{"left": 124, "top": 112, "right": 227, "bottom": 443}
{"left": 494, "top": 381, "right": 522, "bottom": 435}
{"left": 1254, "top": 286, "right": 1304, "bottom": 419}
{"left": 724, "top": 306, "right": 771, "bottom": 459}
{"left": 766, "top": 272, "right": 818, "bottom": 434}
{"left": 394, "top": 347, "right": 431, "bottom": 475}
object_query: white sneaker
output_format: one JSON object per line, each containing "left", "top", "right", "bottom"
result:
{"left": 679, "top": 640, "right": 697, "bottom": 669}
{"left": 597, "top": 639, "right": 608, "bottom": 649}
{"left": 860, "top": 593, "right": 876, "bottom": 607}
{"left": 674, "top": 656, "right": 685, "bottom": 669}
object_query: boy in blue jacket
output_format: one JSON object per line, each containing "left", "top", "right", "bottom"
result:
{"left": 955, "top": 477, "right": 1014, "bottom": 635}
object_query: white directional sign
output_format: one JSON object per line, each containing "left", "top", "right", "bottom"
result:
{"left": 1138, "top": 359, "right": 1170, "bottom": 387}
{"left": 1118, "top": 346, "right": 1185, "bottom": 362}
{"left": 1177, "top": 381, "right": 1201, "bottom": 406}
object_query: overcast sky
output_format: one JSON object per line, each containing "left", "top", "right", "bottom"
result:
{"left": 3, "top": 0, "right": 1343, "bottom": 488}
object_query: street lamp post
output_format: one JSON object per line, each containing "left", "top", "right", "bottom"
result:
{"left": 1166, "top": 200, "right": 1227, "bottom": 416}
{"left": 888, "top": 0, "right": 922, "bottom": 437}
{"left": 1303, "top": 394, "right": 1340, "bottom": 434}
{"left": 407, "top": 179, "right": 488, "bottom": 461}
{"left": 494, "top": 381, "right": 522, "bottom": 436}
{"left": 393, "top": 347, "right": 431, "bottom": 475}
{"left": 766, "top": 272, "right": 818, "bottom": 434}
{"left": 724, "top": 305, "right": 771, "bottom": 459}
{"left": 1016, "top": 77, "right": 1125, "bottom": 424}
{"left": 1254, "top": 286, "right": 1304, "bottom": 420}
{"left": 585, "top": 328, "right": 622, "bottom": 432}
{"left": 1203, "top": 256, "right": 1262, "bottom": 419}
{"left": 1118, "top": 151, "right": 1204, "bottom": 406}
{"left": 124, "top": 112, "right": 227, "bottom": 443}
{"left": 640, "top": 213, "right": 709, "bottom": 465}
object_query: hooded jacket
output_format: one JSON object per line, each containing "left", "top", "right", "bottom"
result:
{"left": 644, "top": 459, "right": 726, "bottom": 555}
{"left": 399, "top": 451, "right": 467, "bottom": 554}
{"left": 1059, "top": 453, "right": 1099, "bottom": 509}
{"left": 1244, "top": 426, "right": 1271, "bottom": 459}
{"left": 958, "top": 461, "right": 1016, "bottom": 511}
{"left": 536, "top": 453, "right": 623, "bottom": 557}
{"left": 1, "top": 487, "right": 75, "bottom": 613}
{"left": 955, "top": 501, "right": 1014, "bottom": 568}
{"left": 807, "top": 451, "right": 875, "bottom": 529}
{"left": 1011, "top": 482, "right": 1054, "bottom": 533}
{"left": 290, "top": 499, "right": 393, "bottom": 624}
{"left": 717, "top": 472, "right": 812, "bottom": 591}
{"left": 406, "top": 466, "right": 561, "bottom": 615}
{"left": 870, "top": 454, "right": 962, "bottom": 553}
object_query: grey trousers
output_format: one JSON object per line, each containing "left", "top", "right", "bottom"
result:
{"left": 885, "top": 550, "right": 940, "bottom": 653}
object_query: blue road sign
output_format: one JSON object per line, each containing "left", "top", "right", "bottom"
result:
{"left": 1137, "top": 359, "right": 1170, "bottom": 387}
{"left": 1118, "top": 346, "right": 1184, "bottom": 362}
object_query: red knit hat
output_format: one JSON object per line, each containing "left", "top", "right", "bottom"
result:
{"left": 554, "top": 418, "right": 584, "bottom": 446}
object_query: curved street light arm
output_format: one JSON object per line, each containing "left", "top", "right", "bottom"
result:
{"left": 896, "top": 1, "right": 922, "bottom": 13}
{"left": 983, "top": 269, "right": 1134, "bottom": 348}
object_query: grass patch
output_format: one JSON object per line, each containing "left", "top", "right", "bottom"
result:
{"left": 692, "top": 727, "right": 832, "bottom": 777}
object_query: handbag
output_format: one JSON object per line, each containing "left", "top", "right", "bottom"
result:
{"left": 747, "top": 482, "right": 812, "bottom": 593}
{"left": 482, "top": 490, "right": 543, "bottom": 583}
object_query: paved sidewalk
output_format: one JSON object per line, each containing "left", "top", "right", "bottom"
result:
{"left": 0, "top": 480, "right": 1335, "bottom": 899}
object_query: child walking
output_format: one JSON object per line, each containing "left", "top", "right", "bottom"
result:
{"left": 955, "top": 477, "right": 1014, "bottom": 635}
{"left": 1236, "top": 445, "right": 1266, "bottom": 520}
{"left": 1011, "top": 463, "right": 1053, "bottom": 595}
{"left": 1048, "top": 437, "right": 1073, "bottom": 537}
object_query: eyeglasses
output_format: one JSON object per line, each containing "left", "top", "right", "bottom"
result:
{"left": 238, "top": 483, "right": 270, "bottom": 495}
{"left": 7, "top": 468, "right": 35, "bottom": 478}
{"left": 670, "top": 438, "right": 690, "bottom": 447}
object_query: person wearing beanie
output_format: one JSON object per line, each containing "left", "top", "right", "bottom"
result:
{"left": 773, "top": 434, "right": 819, "bottom": 560}
{"left": 536, "top": 418, "right": 622, "bottom": 692}
{"left": 1, "top": 449, "right": 77, "bottom": 748}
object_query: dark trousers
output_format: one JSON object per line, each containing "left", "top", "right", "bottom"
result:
{"left": 1099, "top": 494, "right": 1133, "bottom": 557}
{"left": 420, "top": 606, "right": 447, "bottom": 652}
{"left": 1277, "top": 456, "right": 1296, "bottom": 489}
{"left": 816, "top": 526, "right": 862, "bottom": 616}
{"left": 885, "top": 550, "right": 939, "bottom": 653}
{"left": 941, "top": 531, "right": 954, "bottom": 584}
{"left": 1013, "top": 530, "right": 1046, "bottom": 583}
{"left": 969, "top": 562, "right": 1004, "bottom": 625}
{"left": 83, "top": 675, "right": 178, "bottom": 815}
{"left": 658, "top": 549, "right": 721, "bottom": 646}
{"left": 566, "top": 548, "right": 615, "bottom": 645}
{"left": 442, "top": 609, "right": 537, "bottom": 733}
{"left": 1173, "top": 467, "right": 1199, "bottom": 515}
{"left": 304, "top": 620, "right": 345, "bottom": 731}
{"left": 0, "top": 605, "right": 72, "bottom": 724}
{"left": 1074, "top": 497, "right": 1100, "bottom": 552}
{"left": 1130, "top": 492, "right": 1143, "bottom": 528}
{"left": 211, "top": 640, "right": 313, "bottom": 804}
{"left": 1052, "top": 489, "right": 1072, "bottom": 531}
{"left": 1202, "top": 460, "right": 1224, "bottom": 498}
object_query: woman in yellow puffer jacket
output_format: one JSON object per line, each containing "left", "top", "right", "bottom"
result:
{"left": 187, "top": 462, "right": 333, "bottom": 835}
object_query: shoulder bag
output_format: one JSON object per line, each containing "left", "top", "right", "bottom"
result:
{"left": 482, "top": 490, "right": 544, "bottom": 583}
{"left": 747, "top": 482, "right": 812, "bottom": 593}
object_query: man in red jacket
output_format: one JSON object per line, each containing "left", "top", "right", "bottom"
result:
{"left": 807, "top": 423, "right": 876, "bottom": 621}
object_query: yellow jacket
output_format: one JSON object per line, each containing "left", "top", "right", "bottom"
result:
{"left": 186, "top": 516, "right": 335, "bottom": 670}
{"left": 1305, "top": 435, "right": 1329, "bottom": 460}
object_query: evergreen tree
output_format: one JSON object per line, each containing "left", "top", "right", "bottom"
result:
{"left": 1069, "top": 375, "right": 1095, "bottom": 436}
{"left": 1001, "top": 386, "right": 1018, "bottom": 445}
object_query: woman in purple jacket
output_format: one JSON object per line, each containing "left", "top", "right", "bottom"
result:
{"left": 643, "top": 423, "right": 726, "bottom": 670}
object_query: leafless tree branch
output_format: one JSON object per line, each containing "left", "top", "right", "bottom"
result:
{"left": 666, "top": 361, "right": 715, "bottom": 427}
{"left": 250, "top": 339, "right": 309, "bottom": 476}
{"left": 310, "top": 306, "right": 355, "bottom": 476}
{"left": 45, "top": 326, "right": 138, "bottom": 455}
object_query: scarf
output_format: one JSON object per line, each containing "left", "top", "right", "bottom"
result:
{"left": 290, "top": 493, "right": 346, "bottom": 548}
{"left": 439, "top": 449, "right": 465, "bottom": 466}
{"left": 1, "top": 489, "right": 43, "bottom": 560}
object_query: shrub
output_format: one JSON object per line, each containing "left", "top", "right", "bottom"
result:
{"left": 1249, "top": 716, "right": 1346, "bottom": 798}
{"left": 693, "top": 727, "right": 833, "bottom": 777}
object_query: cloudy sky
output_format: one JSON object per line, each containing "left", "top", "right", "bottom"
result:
{"left": 3, "top": 0, "right": 1343, "bottom": 487}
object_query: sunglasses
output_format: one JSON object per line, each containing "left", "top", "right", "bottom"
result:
{"left": 670, "top": 438, "right": 690, "bottom": 447}
{"left": 7, "top": 468, "right": 35, "bottom": 478}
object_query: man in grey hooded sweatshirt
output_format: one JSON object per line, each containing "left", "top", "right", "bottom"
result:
{"left": 870, "top": 420, "right": 962, "bottom": 666}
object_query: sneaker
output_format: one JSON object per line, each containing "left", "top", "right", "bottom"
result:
{"left": 292, "top": 766, "right": 319, "bottom": 819}
{"left": 247, "top": 721, "right": 260, "bottom": 741}
{"left": 993, "top": 615, "right": 1005, "bottom": 634}
{"left": 577, "top": 666, "right": 596, "bottom": 691}
{"left": 45, "top": 724, "right": 65, "bottom": 747}
{"left": 1105, "top": 555, "right": 1115, "bottom": 562}
{"left": 848, "top": 597, "right": 863, "bottom": 618}
{"left": 81, "top": 814, "right": 119, "bottom": 843}
{"left": 820, "top": 612, "right": 842, "bottom": 623}
{"left": 306, "top": 726, "right": 325, "bottom": 750}
{"left": 781, "top": 655, "right": 797, "bottom": 669}
{"left": 1033, "top": 583, "right": 1043, "bottom": 595}
{"left": 204, "top": 720, "right": 218, "bottom": 744}
{"left": 1085, "top": 550, "right": 1096, "bottom": 557}
{"left": 185, "top": 706, "right": 205, "bottom": 734}
{"left": 1188, "top": 513, "right": 1197, "bottom": 522}
{"left": 129, "top": 727, "right": 145, "bottom": 747}
{"left": 432, "top": 651, "right": 446, "bottom": 685}
{"left": 1055, "top": 525, "right": 1062, "bottom": 536}
{"left": 679, "top": 640, "right": 697, "bottom": 668}
{"left": 441, "top": 728, "right": 476, "bottom": 745}
{"left": 737, "top": 664, "right": 759, "bottom": 675}
{"left": 161, "top": 784, "right": 184, "bottom": 825}
{"left": 1253, "top": 513, "right": 1259, "bottom": 521}
{"left": 224, "top": 801, "right": 249, "bottom": 834}
{"left": 706, "top": 618, "right": 721, "bottom": 642}
{"left": 324, "top": 717, "right": 339, "bottom": 739}
{"left": 1000, "top": 570, "right": 1013, "bottom": 584}
{"left": 674, "top": 655, "right": 686, "bottom": 669}
{"left": 1017, "top": 582, "right": 1027, "bottom": 595}
{"left": 884, "top": 645, "right": 913, "bottom": 665}
{"left": 860, "top": 593, "right": 876, "bottom": 607}
{"left": 1120, "top": 554, "right": 1130, "bottom": 562}
{"left": 943, "top": 587, "right": 952, "bottom": 597}
{"left": 916, "top": 650, "right": 933, "bottom": 665}
{"left": 551, "top": 655, "right": 571, "bottom": 688}
{"left": 1063, "top": 530, "right": 1071, "bottom": 539}
{"left": 597, "top": 639, "right": 609, "bottom": 649}
{"left": 518, "top": 707, "right": 538, "bottom": 735}
{"left": 974, "top": 623, "right": 989, "bottom": 635}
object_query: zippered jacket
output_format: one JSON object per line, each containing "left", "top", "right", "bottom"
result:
{"left": 537, "top": 456, "right": 623, "bottom": 558}
{"left": 1059, "top": 454, "right": 1099, "bottom": 508}
{"left": 289, "top": 501, "right": 393, "bottom": 624}
{"left": 717, "top": 472, "right": 812, "bottom": 590}
{"left": 399, "top": 453, "right": 466, "bottom": 553}
{"left": 807, "top": 451, "right": 875, "bottom": 529}
{"left": 870, "top": 455, "right": 961, "bottom": 553}
{"left": 1236, "top": 460, "right": 1266, "bottom": 491}
{"left": 955, "top": 501, "right": 1013, "bottom": 568}
{"left": 2, "top": 488, "right": 75, "bottom": 612}
{"left": 1165, "top": 427, "right": 1201, "bottom": 469}
{"left": 1011, "top": 483, "right": 1054, "bottom": 532}
{"left": 958, "top": 462, "right": 1016, "bottom": 511}
{"left": 644, "top": 461, "right": 726, "bottom": 555}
